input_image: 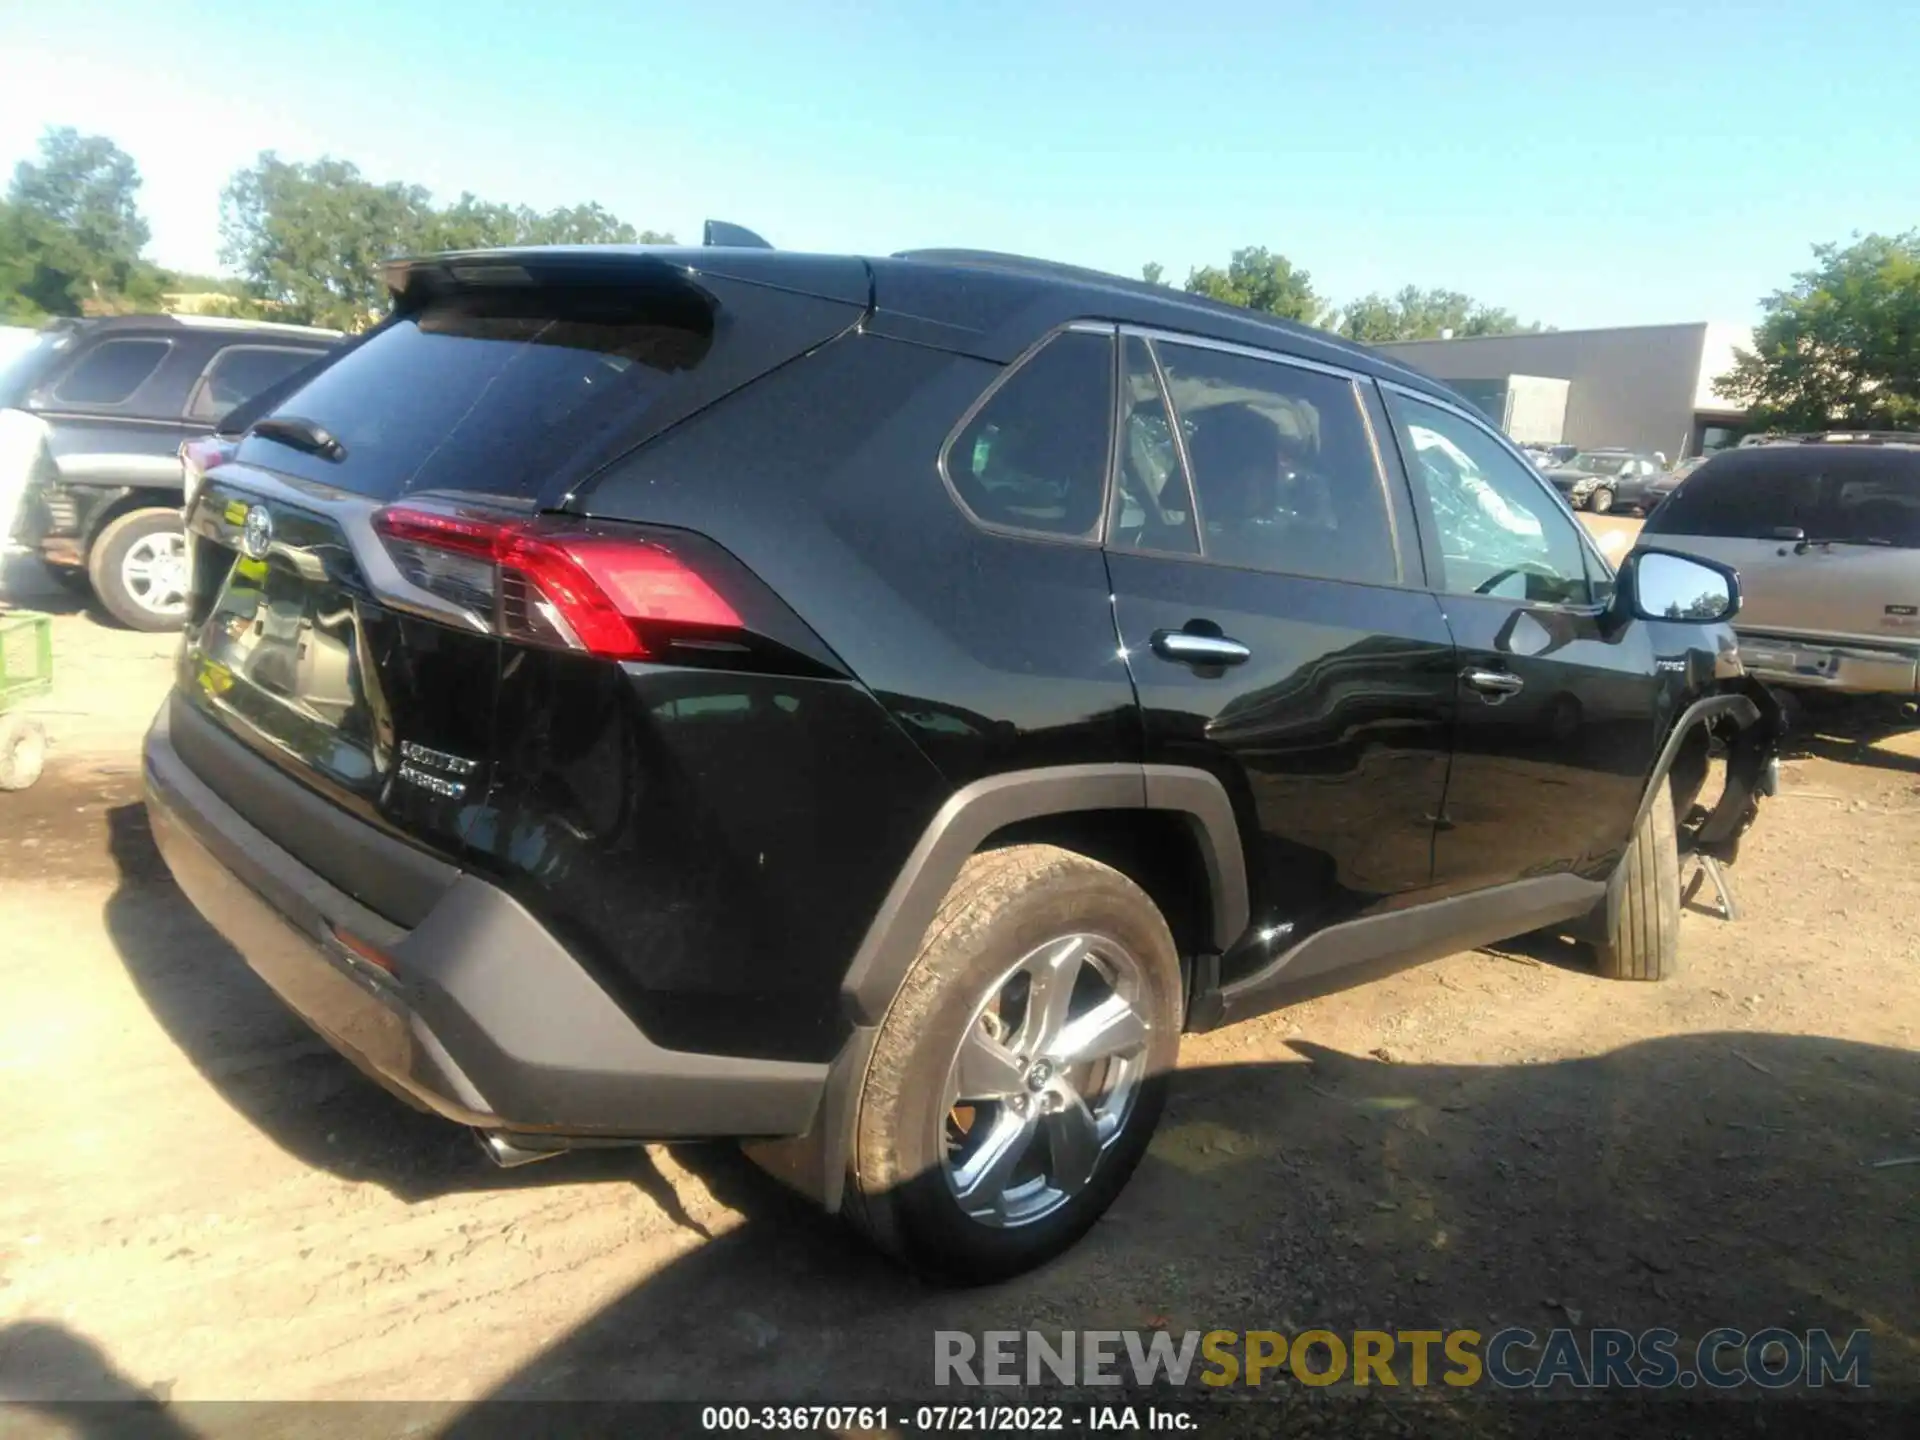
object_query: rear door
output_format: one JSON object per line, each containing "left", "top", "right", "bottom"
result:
{"left": 177, "top": 253, "right": 868, "bottom": 913}
{"left": 1103, "top": 332, "right": 1456, "bottom": 974}
{"left": 1378, "top": 383, "right": 1661, "bottom": 894}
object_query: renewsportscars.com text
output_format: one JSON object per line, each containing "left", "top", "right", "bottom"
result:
{"left": 934, "top": 1327, "right": 1871, "bottom": 1391}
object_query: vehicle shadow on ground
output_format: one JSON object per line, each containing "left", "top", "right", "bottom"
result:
{"left": 99, "top": 798, "right": 704, "bottom": 1217}
{"left": 1780, "top": 696, "right": 1920, "bottom": 776}
{"left": 0, "top": 554, "right": 95, "bottom": 618}
{"left": 423, "top": 1030, "right": 1919, "bottom": 1422}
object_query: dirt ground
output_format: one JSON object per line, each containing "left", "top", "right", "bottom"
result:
{"left": 2, "top": 528, "right": 1917, "bottom": 1424}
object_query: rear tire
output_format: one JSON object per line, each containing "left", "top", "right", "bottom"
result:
{"left": 1587, "top": 485, "right": 1615, "bottom": 514}
{"left": 1591, "top": 774, "right": 1681, "bottom": 981}
{"left": 89, "top": 508, "right": 189, "bottom": 632}
{"left": 843, "top": 845, "right": 1182, "bottom": 1283}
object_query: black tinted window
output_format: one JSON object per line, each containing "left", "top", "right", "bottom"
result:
{"left": 1108, "top": 336, "right": 1199, "bottom": 555}
{"left": 190, "top": 346, "right": 324, "bottom": 422}
{"left": 1644, "top": 448, "right": 1920, "bottom": 547}
{"left": 946, "top": 330, "right": 1114, "bottom": 538}
{"left": 52, "top": 338, "right": 170, "bottom": 406}
{"left": 1831, "top": 472, "right": 1920, "bottom": 547}
{"left": 236, "top": 286, "right": 715, "bottom": 499}
{"left": 1156, "top": 343, "right": 1396, "bottom": 585}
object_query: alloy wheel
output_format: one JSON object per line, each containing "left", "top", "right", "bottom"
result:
{"left": 939, "top": 932, "right": 1152, "bottom": 1228}
{"left": 120, "top": 531, "right": 189, "bottom": 619}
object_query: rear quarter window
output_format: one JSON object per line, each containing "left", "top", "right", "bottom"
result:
{"left": 942, "top": 329, "right": 1114, "bottom": 540}
{"left": 50, "top": 337, "right": 171, "bottom": 407}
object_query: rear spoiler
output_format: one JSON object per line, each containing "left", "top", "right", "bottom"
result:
{"left": 704, "top": 220, "right": 772, "bottom": 249}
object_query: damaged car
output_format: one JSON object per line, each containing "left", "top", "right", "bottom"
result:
{"left": 142, "top": 238, "right": 1781, "bottom": 1281}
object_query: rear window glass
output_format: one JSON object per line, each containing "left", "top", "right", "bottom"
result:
{"left": 1645, "top": 447, "right": 1920, "bottom": 547}
{"left": 52, "top": 337, "right": 170, "bottom": 406}
{"left": 235, "top": 287, "right": 714, "bottom": 499}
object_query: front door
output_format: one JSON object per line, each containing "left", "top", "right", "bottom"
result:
{"left": 1103, "top": 334, "right": 1457, "bottom": 983}
{"left": 1378, "top": 385, "right": 1662, "bottom": 894}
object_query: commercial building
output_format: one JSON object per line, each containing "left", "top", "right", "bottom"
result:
{"left": 1373, "top": 322, "right": 1752, "bottom": 461}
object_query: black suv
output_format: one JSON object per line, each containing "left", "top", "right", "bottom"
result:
{"left": 1, "top": 314, "right": 339, "bottom": 629}
{"left": 142, "top": 243, "right": 1780, "bottom": 1280}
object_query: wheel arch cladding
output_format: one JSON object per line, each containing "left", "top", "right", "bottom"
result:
{"left": 837, "top": 763, "right": 1249, "bottom": 1026}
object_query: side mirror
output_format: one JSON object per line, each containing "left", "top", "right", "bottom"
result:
{"left": 1623, "top": 548, "right": 1741, "bottom": 624}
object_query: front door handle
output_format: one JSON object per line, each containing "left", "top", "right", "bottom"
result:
{"left": 1463, "top": 666, "right": 1525, "bottom": 699}
{"left": 1152, "top": 629, "right": 1252, "bottom": 668}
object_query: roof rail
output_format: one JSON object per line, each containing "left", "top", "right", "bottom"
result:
{"left": 1755, "top": 430, "right": 1920, "bottom": 446}
{"left": 893, "top": 248, "right": 1145, "bottom": 291}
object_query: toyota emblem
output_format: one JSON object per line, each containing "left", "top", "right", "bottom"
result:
{"left": 241, "top": 504, "right": 274, "bottom": 561}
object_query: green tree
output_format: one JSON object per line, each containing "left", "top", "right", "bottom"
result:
{"left": 1334, "top": 285, "right": 1534, "bottom": 343}
{"left": 1, "top": 128, "right": 156, "bottom": 316}
{"left": 1140, "top": 261, "right": 1166, "bottom": 286}
{"left": 1183, "top": 246, "right": 1323, "bottom": 323}
{"left": 1717, "top": 232, "right": 1920, "bottom": 432}
{"left": 219, "top": 154, "right": 434, "bottom": 330}
{"left": 221, "top": 155, "right": 673, "bottom": 330}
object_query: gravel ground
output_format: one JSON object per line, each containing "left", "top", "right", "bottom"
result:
{"left": 1, "top": 534, "right": 1916, "bottom": 1433}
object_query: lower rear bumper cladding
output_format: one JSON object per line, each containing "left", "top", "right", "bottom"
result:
{"left": 142, "top": 704, "right": 829, "bottom": 1147}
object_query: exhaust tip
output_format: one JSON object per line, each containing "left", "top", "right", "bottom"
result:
{"left": 475, "top": 1131, "right": 565, "bottom": 1169}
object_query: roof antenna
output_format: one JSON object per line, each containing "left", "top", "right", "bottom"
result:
{"left": 703, "top": 220, "right": 773, "bottom": 249}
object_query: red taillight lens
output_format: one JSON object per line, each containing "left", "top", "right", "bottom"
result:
{"left": 371, "top": 502, "right": 742, "bottom": 661}
{"left": 180, "top": 436, "right": 237, "bottom": 510}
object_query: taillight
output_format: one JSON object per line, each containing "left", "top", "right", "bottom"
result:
{"left": 371, "top": 501, "right": 743, "bottom": 661}
{"left": 180, "top": 436, "right": 236, "bottom": 512}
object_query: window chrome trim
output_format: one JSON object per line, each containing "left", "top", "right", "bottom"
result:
{"left": 936, "top": 322, "right": 1117, "bottom": 548}
{"left": 1121, "top": 327, "right": 1409, "bottom": 588}
{"left": 1377, "top": 377, "right": 1614, "bottom": 616}
{"left": 1147, "top": 336, "right": 1208, "bottom": 550}
{"left": 1126, "top": 326, "right": 1371, "bottom": 384}
{"left": 1351, "top": 381, "right": 1406, "bottom": 585}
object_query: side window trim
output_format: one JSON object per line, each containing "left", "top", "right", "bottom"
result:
{"left": 1145, "top": 335, "right": 1208, "bottom": 544}
{"left": 936, "top": 321, "right": 1118, "bottom": 546}
{"left": 1104, "top": 333, "right": 1201, "bottom": 558}
{"left": 1125, "top": 327, "right": 1408, "bottom": 587}
{"left": 1378, "top": 377, "right": 1614, "bottom": 610}
{"left": 185, "top": 344, "right": 323, "bottom": 423}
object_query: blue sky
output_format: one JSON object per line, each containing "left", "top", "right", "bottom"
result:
{"left": 3, "top": 0, "right": 1914, "bottom": 330}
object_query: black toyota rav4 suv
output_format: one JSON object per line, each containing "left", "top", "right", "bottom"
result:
{"left": 144, "top": 241, "right": 1780, "bottom": 1281}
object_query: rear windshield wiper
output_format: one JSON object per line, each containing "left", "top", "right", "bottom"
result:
{"left": 1790, "top": 534, "right": 1896, "bottom": 552}
{"left": 251, "top": 415, "right": 347, "bottom": 462}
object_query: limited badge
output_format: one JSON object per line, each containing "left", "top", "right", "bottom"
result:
{"left": 241, "top": 504, "right": 274, "bottom": 561}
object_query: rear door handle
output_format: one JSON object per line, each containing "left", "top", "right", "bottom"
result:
{"left": 1152, "top": 629, "right": 1252, "bottom": 667}
{"left": 1462, "top": 667, "right": 1525, "bottom": 699}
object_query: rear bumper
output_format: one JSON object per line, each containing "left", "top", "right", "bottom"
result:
{"left": 1736, "top": 630, "right": 1920, "bottom": 697}
{"left": 143, "top": 702, "right": 828, "bottom": 1141}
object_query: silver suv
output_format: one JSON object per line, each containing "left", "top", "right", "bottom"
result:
{"left": 1639, "top": 438, "right": 1920, "bottom": 706}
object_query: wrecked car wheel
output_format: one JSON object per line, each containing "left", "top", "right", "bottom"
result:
{"left": 843, "top": 845, "right": 1182, "bottom": 1284}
